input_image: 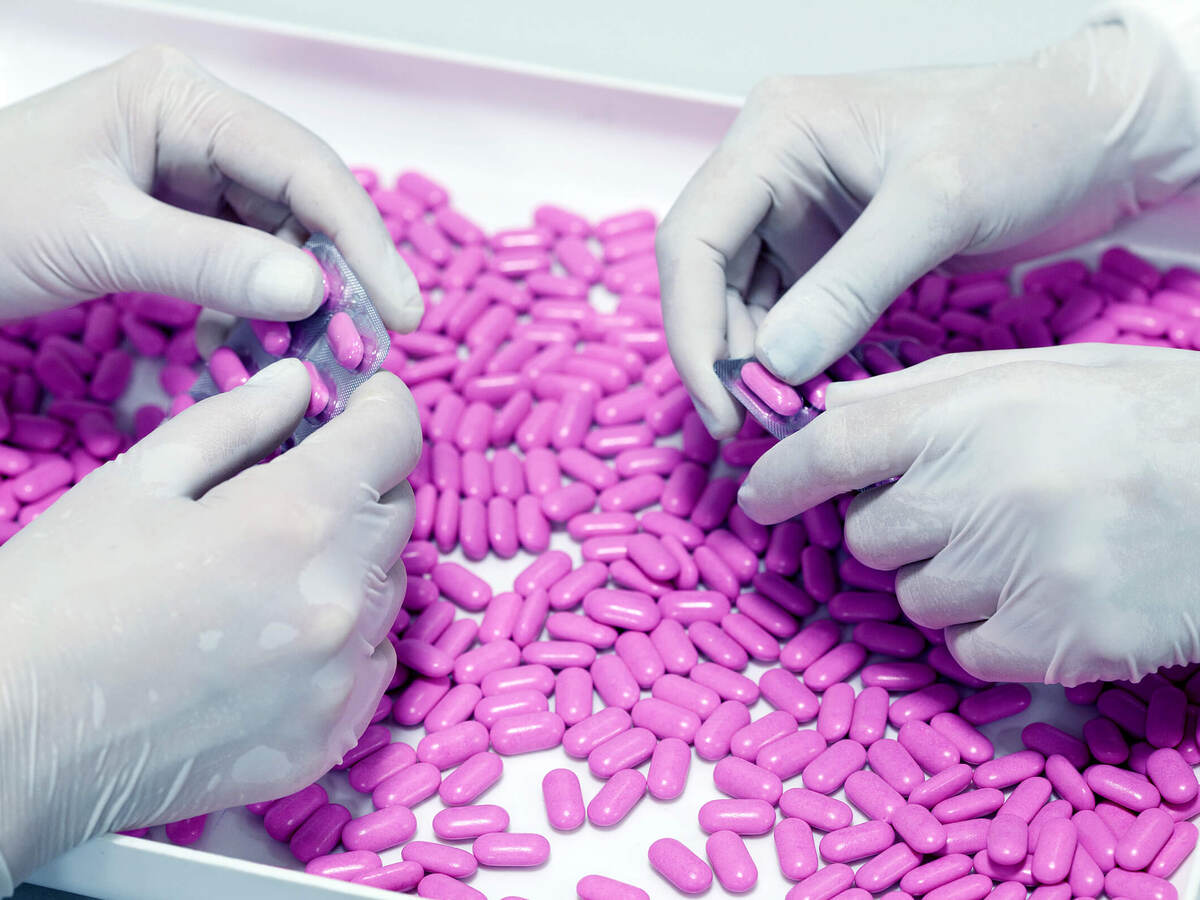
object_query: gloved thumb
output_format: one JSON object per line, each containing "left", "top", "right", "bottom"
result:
{"left": 755, "top": 179, "right": 963, "bottom": 384}
{"left": 122, "top": 358, "right": 311, "bottom": 498}
{"left": 96, "top": 185, "right": 325, "bottom": 321}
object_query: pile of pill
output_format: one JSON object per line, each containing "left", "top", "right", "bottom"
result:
{"left": 2, "top": 169, "right": 1199, "bottom": 900}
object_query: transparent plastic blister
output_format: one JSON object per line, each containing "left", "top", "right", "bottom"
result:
{"left": 713, "top": 357, "right": 820, "bottom": 440}
{"left": 190, "top": 233, "right": 391, "bottom": 445}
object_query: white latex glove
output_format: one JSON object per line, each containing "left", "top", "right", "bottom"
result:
{"left": 0, "top": 360, "right": 418, "bottom": 892}
{"left": 657, "top": 3, "right": 1200, "bottom": 437}
{"left": 738, "top": 343, "right": 1200, "bottom": 688}
{"left": 0, "top": 45, "right": 421, "bottom": 331}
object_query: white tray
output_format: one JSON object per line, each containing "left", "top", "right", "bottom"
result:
{"left": 3, "top": 2, "right": 1199, "bottom": 898}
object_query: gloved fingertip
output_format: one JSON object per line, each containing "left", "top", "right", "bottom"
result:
{"left": 249, "top": 250, "right": 324, "bottom": 320}
{"left": 246, "top": 357, "right": 307, "bottom": 387}
{"left": 380, "top": 251, "right": 424, "bottom": 333}
{"left": 755, "top": 309, "right": 828, "bottom": 385}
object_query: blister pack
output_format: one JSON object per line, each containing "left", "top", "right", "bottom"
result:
{"left": 713, "top": 358, "right": 820, "bottom": 440}
{"left": 189, "top": 233, "right": 391, "bottom": 445}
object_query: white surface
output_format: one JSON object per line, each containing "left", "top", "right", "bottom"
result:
{"left": 114, "top": 0, "right": 1099, "bottom": 99}
{"left": 2, "top": 2, "right": 1199, "bottom": 898}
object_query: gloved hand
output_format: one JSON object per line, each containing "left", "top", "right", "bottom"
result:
{"left": 738, "top": 342, "right": 1200, "bottom": 688}
{"left": 657, "top": 3, "right": 1200, "bottom": 437}
{"left": 0, "top": 360, "right": 418, "bottom": 891}
{"left": 0, "top": 45, "right": 421, "bottom": 331}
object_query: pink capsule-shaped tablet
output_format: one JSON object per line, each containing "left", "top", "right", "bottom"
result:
{"left": 490, "top": 711, "right": 564, "bottom": 755}
{"left": 1033, "top": 817, "right": 1076, "bottom": 884}
{"left": 341, "top": 805, "right": 417, "bottom": 852}
{"left": 740, "top": 360, "right": 802, "bottom": 415}
{"left": 1116, "top": 807, "right": 1173, "bottom": 871}
{"left": 554, "top": 666, "right": 593, "bottom": 726}
{"left": 1044, "top": 753, "right": 1095, "bottom": 811}
{"left": 760, "top": 668, "right": 820, "bottom": 722}
{"left": 899, "top": 720, "right": 961, "bottom": 774}
{"left": 714, "top": 756, "right": 783, "bottom": 805}
{"left": 541, "top": 767, "right": 586, "bottom": 832}
{"left": 1022, "top": 722, "right": 1089, "bottom": 769}
{"left": 986, "top": 813, "right": 1028, "bottom": 865}
{"left": 632, "top": 697, "right": 701, "bottom": 742}
{"left": 690, "top": 662, "right": 759, "bottom": 705}
{"left": 731, "top": 710, "right": 798, "bottom": 761}
{"left": 1104, "top": 868, "right": 1177, "bottom": 900}
{"left": 290, "top": 804, "right": 351, "bottom": 862}
{"left": 786, "top": 863, "right": 854, "bottom": 900}
{"left": 1085, "top": 764, "right": 1160, "bottom": 811}
{"left": 648, "top": 837, "right": 713, "bottom": 895}
{"left": 803, "top": 739, "right": 868, "bottom": 795}
{"left": 432, "top": 804, "right": 508, "bottom": 841}
{"left": 589, "top": 768, "right": 647, "bottom": 826}
{"left": 756, "top": 729, "right": 828, "bottom": 780}
{"left": 326, "top": 311, "right": 364, "bottom": 369}
{"left": 306, "top": 849, "right": 381, "bottom": 882}
{"left": 694, "top": 700, "right": 752, "bottom": 762}
{"left": 773, "top": 817, "right": 819, "bottom": 880}
{"left": 402, "top": 840, "right": 477, "bottom": 879}
{"left": 1149, "top": 821, "right": 1199, "bottom": 878}
{"left": 438, "top": 751, "right": 503, "bottom": 806}
{"left": 1146, "top": 747, "right": 1198, "bottom": 804}
{"left": 781, "top": 619, "right": 842, "bottom": 672}
{"left": 644, "top": 736, "right": 690, "bottom": 801}
{"left": 853, "top": 841, "right": 920, "bottom": 893}
{"left": 548, "top": 560, "right": 608, "bottom": 610}
{"left": 847, "top": 685, "right": 890, "bottom": 746}
{"left": 974, "top": 750, "right": 1045, "bottom": 789}
{"left": 264, "top": 784, "right": 327, "bottom": 841}
{"left": 868, "top": 739, "right": 925, "bottom": 797}
{"left": 576, "top": 875, "right": 650, "bottom": 900}
{"left": 780, "top": 787, "right": 853, "bottom": 831}
{"left": 909, "top": 763, "right": 974, "bottom": 809}
{"left": 819, "top": 820, "right": 895, "bottom": 864}
{"left": 563, "top": 707, "right": 632, "bottom": 759}
{"left": 893, "top": 803, "right": 948, "bottom": 854}
{"left": 454, "top": 640, "right": 520, "bottom": 685}
{"left": 589, "top": 726, "right": 657, "bottom": 778}
{"left": 698, "top": 798, "right": 775, "bottom": 835}
{"left": 651, "top": 621, "right": 702, "bottom": 676}
{"left": 471, "top": 832, "right": 550, "bottom": 869}
{"left": 844, "top": 770, "right": 906, "bottom": 822}
{"left": 614, "top": 631, "right": 665, "bottom": 689}
{"left": 929, "top": 712, "right": 994, "bottom": 765}
{"left": 959, "top": 683, "right": 1032, "bottom": 725}
{"left": 418, "top": 721, "right": 489, "bottom": 770}
{"left": 702, "top": 830, "right": 757, "bottom": 893}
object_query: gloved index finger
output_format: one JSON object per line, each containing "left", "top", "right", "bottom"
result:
{"left": 737, "top": 376, "right": 953, "bottom": 524}
{"left": 197, "top": 85, "right": 422, "bottom": 334}
{"left": 657, "top": 146, "right": 773, "bottom": 438}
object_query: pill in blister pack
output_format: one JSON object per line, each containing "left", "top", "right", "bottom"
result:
{"left": 713, "top": 358, "right": 820, "bottom": 440}
{"left": 189, "top": 233, "right": 391, "bottom": 445}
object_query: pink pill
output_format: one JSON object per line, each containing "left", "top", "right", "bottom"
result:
{"left": 1149, "top": 821, "right": 1198, "bottom": 878}
{"left": 1022, "top": 722, "right": 1089, "bottom": 769}
{"left": 773, "top": 817, "right": 820, "bottom": 880}
{"left": 1085, "top": 715, "right": 1131, "bottom": 765}
{"left": 721, "top": 613, "right": 778, "bottom": 662}
{"left": 659, "top": 590, "right": 730, "bottom": 625}
{"left": 756, "top": 729, "right": 828, "bottom": 780}
{"left": 854, "top": 842, "right": 921, "bottom": 893}
{"left": 632, "top": 697, "right": 701, "bottom": 742}
{"left": 432, "top": 562, "right": 492, "bottom": 612}
{"left": 341, "top": 805, "right": 417, "bottom": 852}
{"left": 803, "top": 739, "right": 868, "bottom": 795}
{"left": 1105, "top": 868, "right": 1177, "bottom": 900}
{"left": 844, "top": 770, "right": 906, "bottom": 822}
{"left": 306, "top": 849, "right": 381, "bottom": 882}
{"left": 326, "top": 311, "right": 364, "bottom": 369}
{"left": 576, "top": 875, "right": 650, "bottom": 900}
{"left": 704, "top": 830, "right": 757, "bottom": 893}
{"left": 1116, "top": 807, "right": 1174, "bottom": 871}
{"left": 290, "top": 803, "right": 351, "bottom": 862}
{"left": 650, "top": 622, "right": 702, "bottom": 674}
{"left": 868, "top": 738, "right": 925, "bottom": 796}
{"left": 779, "top": 787, "right": 854, "bottom": 831}
{"left": 899, "top": 854, "right": 973, "bottom": 895}
{"left": 1032, "top": 817, "right": 1076, "bottom": 884}
{"left": 524, "top": 639, "right": 596, "bottom": 669}
{"left": 690, "top": 662, "right": 759, "bottom": 705}
{"left": 579, "top": 588, "right": 659, "bottom": 631}
{"left": 899, "top": 720, "right": 960, "bottom": 774}
{"left": 416, "top": 873, "right": 484, "bottom": 900}
{"left": 853, "top": 622, "right": 925, "bottom": 658}
{"left": 480, "top": 664, "right": 556, "bottom": 697}
{"left": 849, "top": 685, "right": 890, "bottom": 746}
{"left": 564, "top": 707, "right": 632, "bottom": 759}
{"left": 958, "top": 683, "right": 1032, "bottom": 725}
{"left": 820, "top": 820, "right": 895, "bottom": 864}
{"left": 1146, "top": 685, "right": 1187, "bottom": 748}
{"left": 468, "top": 832, "right": 548, "bottom": 870}
{"left": 432, "top": 804, "right": 508, "bottom": 841}
{"left": 781, "top": 619, "right": 842, "bottom": 672}
{"left": 786, "top": 863, "right": 854, "bottom": 900}
{"left": 759, "top": 668, "right": 819, "bottom": 723}
{"left": 589, "top": 726, "right": 657, "bottom": 778}
{"left": 589, "top": 768, "right": 647, "bottom": 826}
{"left": 592, "top": 654, "right": 640, "bottom": 709}
{"left": 986, "top": 813, "right": 1029, "bottom": 865}
{"left": 548, "top": 561, "right": 608, "bottom": 610}
{"left": 904, "top": 762, "right": 968, "bottom": 810}
{"left": 349, "top": 742, "right": 417, "bottom": 793}
{"left": 490, "top": 711, "right": 564, "bottom": 755}
{"left": 549, "top": 667, "right": 591, "bottom": 726}
{"left": 714, "top": 756, "right": 783, "bottom": 805}
{"left": 541, "top": 767, "right": 586, "bottom": 832}
{"left": 730, "top": 710, "right": 797, "bottom": 761}
{"left": 1085, "top": 764, "right": 1160, "bottom": 811}
{"left": 264, "top": 784, "right": 327, "bottom": 841}
{"left": 615, "top": 631, "right": 665, "bottom": 688}
{"left": 403, "top": 840, "right": 477, "bottom": 880}
{"left": 648, "top": 837, "right": 713, "bottom": 895}
{"left": 689, "top": 619, "right": 749, "bottom": 669}
{"left": 974, "top": 750, "right": 1045, "bottom": 789}
{"left": 1146, "top": 747, "right": 1197, "bottom": 804}
{"left": 454, "top": 640, "right": 520, "bottom": 685}
{"left": 698, "top": 798, "right": 775, "bottom": 835}
{"left": 894, "top": 802, "right": 948, "bottom": 854}
{"left": 9, "top": 458, "right": 71, "bottom": 503}
{"left": 646, "top": 736, "right": 691, "bottom": 800}
{"left": 1043, "top": 753, "right": 1095, "bottom": 811}
{"left": 941, "top": 819, "right": 990, "bottom": 856}
{"left": 438, "top": 750, "right": 504, "bottom": 806}
{"left": 546, "top": 612, "right": 616, "bottom": 648}
{"left": 828, "top": 590, "right": 899, "bottom": 623}
{"left": 929, "top": 712, "right": 995, "bottom": 764}
{"left": 695, "top": 701, "right": 752, "bottom": 762}
{"left": 418, "top": 721, "right": 489, "bottom": 769}
{"left": 740, "top": 360, "right": 802, "bottom": 415}
{"left": 426, "top": 684, "right": 483, "bottom": 732}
